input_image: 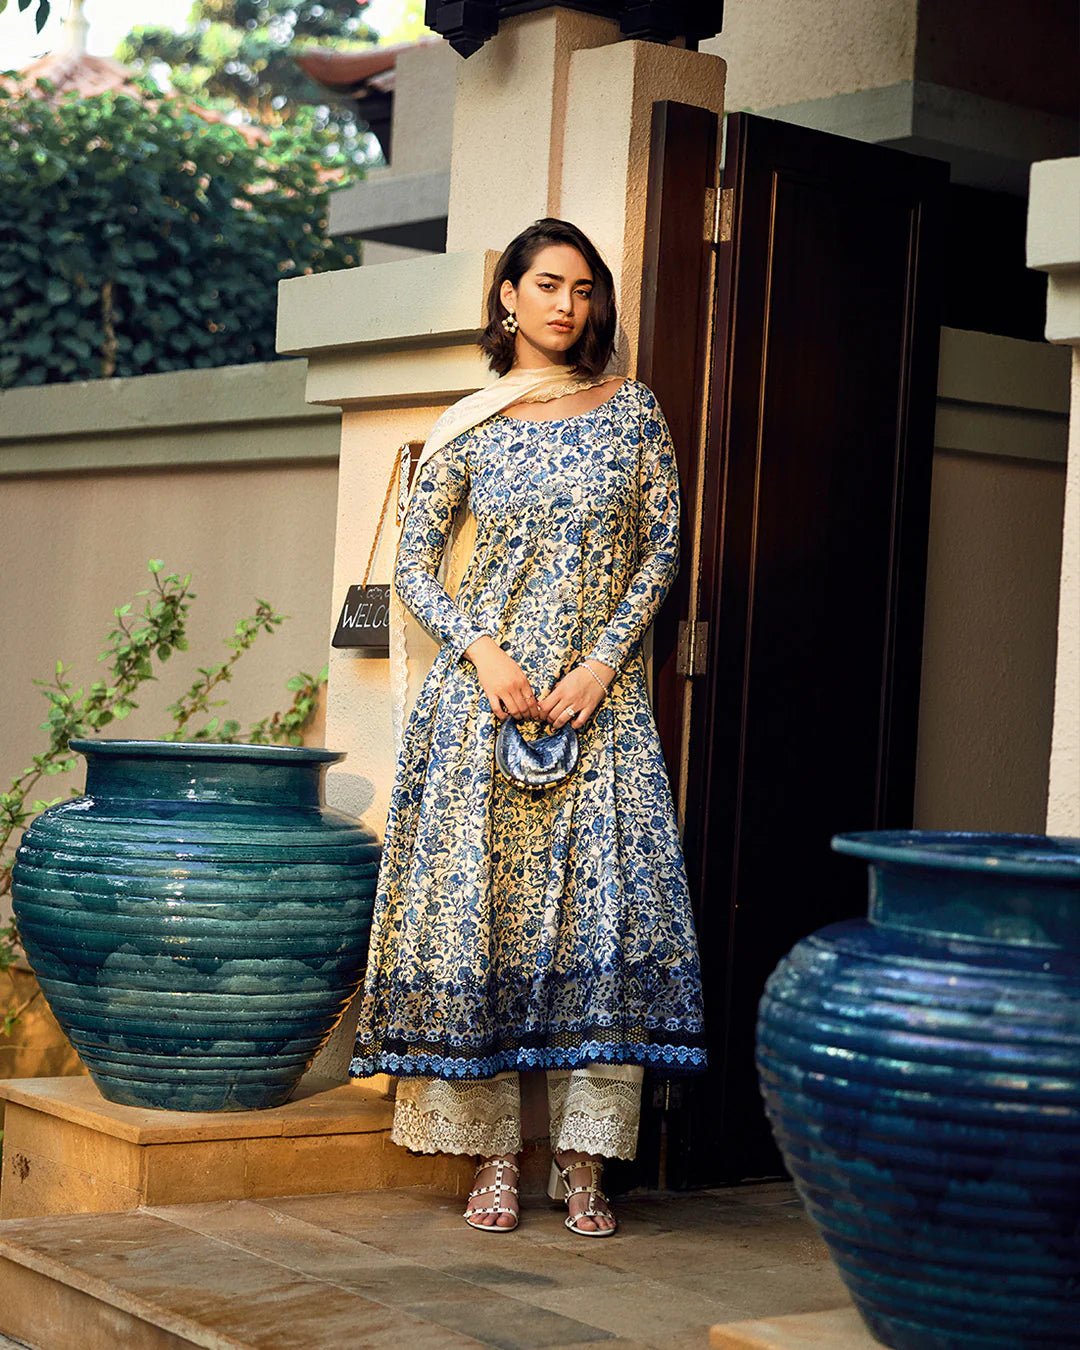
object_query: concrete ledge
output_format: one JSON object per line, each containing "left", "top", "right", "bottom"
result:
{"left": 0, "top": 360, "right": 340, "bottom": 476}
{"left": 711, "top": 1307, "right": 874, "bottom": 1349}
{"left": 303, "top": 340, "right": 495, "bottom": 409}
{"left": 1028, "top": 157, "right": 1080, "bottom": 274}
{"left": 760, "top": 80, "right": 1076, "bottom": 194}
{"left": 935, "top": 326, "right": 1072, "bottom": 463}
{"left": 276, "top": 250, "right": 497, "bottom": 358}
{"left": 328, "top": 169, "right": 451, "bottom": 243}
{"left": 0, "top": 1077, "right": 472, "bottom": 1219}
{"left": 1028, "top": 156, "right": 1080, "bottom": 346}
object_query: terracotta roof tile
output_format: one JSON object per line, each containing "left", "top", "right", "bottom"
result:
{"left": 296, "top": 35, "right": 443, "bottom": 94}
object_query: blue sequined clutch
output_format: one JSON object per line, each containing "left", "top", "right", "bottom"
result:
{"left": 495, "top": 717, "right": 579, "bottom": 790}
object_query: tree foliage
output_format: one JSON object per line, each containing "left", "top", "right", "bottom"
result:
{"left": 119, "top": 0, "right": 380, "bottom": 157}
{"left": 0, "top": 75, "right": 360, "bottom": 389}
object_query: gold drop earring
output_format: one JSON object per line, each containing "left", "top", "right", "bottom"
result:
{"left": 501, "top": 308, "right": 519, "bottom": 334}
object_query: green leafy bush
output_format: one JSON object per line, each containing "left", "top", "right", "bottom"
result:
{"left": 0, "top": 559, "right": 329, "bottom": 1030}
{"left": 0, "top": 76, "right": 359, "bottom": 388}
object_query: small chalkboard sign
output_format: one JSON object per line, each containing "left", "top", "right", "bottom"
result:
{"left": 332, "top": 584, "right": 391, "bottom": 648}
{"left": 332, "top": 441, "right": 422, "bottom": 653}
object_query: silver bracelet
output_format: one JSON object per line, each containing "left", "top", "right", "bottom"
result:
{"left": 580, "top": 660, "right": 611, "bottom": 692}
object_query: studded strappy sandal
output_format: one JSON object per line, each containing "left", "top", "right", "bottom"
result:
{"left": 464, "top": 1156, "right": 520, "bottom": 1232}
{"left": 547, "top": 1155, "right": 618, "bottom": 1237}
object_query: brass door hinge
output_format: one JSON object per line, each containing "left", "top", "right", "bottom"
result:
{"left": 676, "top": 618, "right": 709, "bottom": 675}
{"left": 704, "top": 187, "right": 733, "bottom": 245}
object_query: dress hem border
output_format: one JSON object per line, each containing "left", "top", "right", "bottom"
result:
{"left": 348, "top": 1042, "right": 708, "bottom": 1080}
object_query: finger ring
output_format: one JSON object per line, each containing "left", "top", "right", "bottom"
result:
{"left": 564, "top": 708, "right": 576, "bottom": 718}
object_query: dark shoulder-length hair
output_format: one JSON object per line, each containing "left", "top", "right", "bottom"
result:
{"left": 478, "top": 218, "right": 617, "bottom": 378}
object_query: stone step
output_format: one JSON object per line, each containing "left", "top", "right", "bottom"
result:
{"left": 0, "top": 1077, "right": 471, "bottom": 1220}
{"left": 0, "top": 1181, "right": 853, "bottom": 1349}
{"left": 710, "top": 1308, "right": 878, "bottom": 1348}
{"left": 0, "top": 1196, "right": 487, "bottom": 1349}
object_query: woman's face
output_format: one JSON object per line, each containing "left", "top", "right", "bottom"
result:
{"left": 500, "top": 243, "right": 593, "bottom": 366}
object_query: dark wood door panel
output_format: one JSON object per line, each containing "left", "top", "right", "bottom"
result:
{"left": 673, "top": 114, "right": 947, "bottom": 1185}
{"left": 637, "top": 99, "right": 722, "bottom": 771}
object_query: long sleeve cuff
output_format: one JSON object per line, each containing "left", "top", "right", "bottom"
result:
{"left": 583, "top": 633, "right": 631, "bottom": 680}
{"left": 444, "top": 620, "right": 495, "bottom": 666}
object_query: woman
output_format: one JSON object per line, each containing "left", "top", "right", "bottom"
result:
{"left": 350, "top": 218, "right": 707, "bottom": 1236}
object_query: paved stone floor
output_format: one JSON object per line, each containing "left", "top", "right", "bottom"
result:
{"left": 0, "top": 1179, "right": 854, "bottom": 1348}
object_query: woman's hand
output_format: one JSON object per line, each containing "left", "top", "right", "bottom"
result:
{"left": 537, "top": 660, "right": 615, "bottom": 729}
{"left": 465, "top": 636, "right": 543, "bottom": 721}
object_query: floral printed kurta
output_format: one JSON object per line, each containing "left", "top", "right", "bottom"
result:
{"left": 350, "top": 377, "right": 707, "bottom": 1080}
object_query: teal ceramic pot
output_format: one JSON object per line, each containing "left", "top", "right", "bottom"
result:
{"left": 11, "top": 739, "right": 378, "bottom": 1112}
{"left": 757, "top": 830, "right": 1080, "bottom": 1350}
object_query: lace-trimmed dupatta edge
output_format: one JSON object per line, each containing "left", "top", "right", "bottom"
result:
{"left": 388, "top": 365, "right": 627, "bottom": 754}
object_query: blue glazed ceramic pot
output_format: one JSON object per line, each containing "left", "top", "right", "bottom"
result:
{"left": 757, "top": 830, "right": 1080, "bottom": 1350}
{"left": 11, "top": 739, "right": 378, "bottom": 1112}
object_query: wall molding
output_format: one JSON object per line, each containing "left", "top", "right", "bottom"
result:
{"left": 0, "top": 360, "right": 339, "bottom": 477}
{"left": 2, "top": 328, "right": 1068, "bottom": 476}
{"left": 935, "top": 327, "right": 1071, "bottom": 465}
{"left": 754, "top": 81, "right": 1076, "bottom": 195}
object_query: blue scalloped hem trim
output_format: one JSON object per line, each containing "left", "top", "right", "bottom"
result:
{"left": 348, "top": 1042, "right": 708, "bottom": 1080}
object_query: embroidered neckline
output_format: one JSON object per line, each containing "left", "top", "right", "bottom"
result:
{"left": 497, "top": 377, "right": 632, "bottom": 426}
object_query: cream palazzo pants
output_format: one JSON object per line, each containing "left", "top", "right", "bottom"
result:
{"left": 392, "top": 1063, "right": 644, "bottom": 1160}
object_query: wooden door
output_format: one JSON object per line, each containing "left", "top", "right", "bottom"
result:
{"left": 634, "top": 108, "right": 948, "bottom": 1188}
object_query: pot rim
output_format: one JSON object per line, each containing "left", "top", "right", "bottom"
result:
{"left": 69, "top": 738, "right": 345, "bottom": 766}
{"left": 833, "top": 829, "right": 1080, "bottom": 880}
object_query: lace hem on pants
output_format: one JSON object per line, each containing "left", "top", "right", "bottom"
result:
{"left": 390, "top": 1063, "right": 643, "bottom": 1160}
{"left": 548, "top": 1063, "right": 643, "bottom": 1161}
{"left": 391, "top": 1071, "right": 521, "bottom": 1155}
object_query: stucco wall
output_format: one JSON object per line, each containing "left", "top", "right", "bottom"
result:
{"left": 699, "top": 0, "right": 916, "bottom": 110}
{"left": 915, "top": 449, "right": 1065, "bottom": 831}
{"left": 914, "top": 328, "right": 1070, "bottom": 832}
{"left": 1, "top": 361, "right": 340, "bottom": 924}
{"left": 698, "top": 0, "right": 1076, "bottom": 116}
{"left": 378, "top": 38, "right": 459, "bottom": 178}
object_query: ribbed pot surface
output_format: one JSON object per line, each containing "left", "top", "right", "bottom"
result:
{"left": 757, "top": 830, "right": 1080, "bottom": 1350}
{"left": 11, "top": 739, "right": 379, "bottom": 1111}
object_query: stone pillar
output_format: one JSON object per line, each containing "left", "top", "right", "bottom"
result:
{"left": 444, "top": 9, "right": 619, "bottom": 250}
{"left": 276, "top": 11, "right": 725, "bottom": 1080}
{"left": 1027, "top": 156, "right": 1080, "bottom": 833}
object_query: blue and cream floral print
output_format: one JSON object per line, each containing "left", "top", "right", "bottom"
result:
{"left": 351, "top": 378, "right": 708, "bottom": 1079}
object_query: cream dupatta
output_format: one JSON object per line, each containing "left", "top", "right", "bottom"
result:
{"left": 388, "top": 363, "right": 625, "bottom": 753}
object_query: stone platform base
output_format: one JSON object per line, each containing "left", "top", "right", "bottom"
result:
{"left": 711, "top": 1307, "right": 880, "bottom": 1348}
{"left": 0, "top": 1182, "right": 852, "bottom": 1349}
{"left": 0, "top": 1076, "right": 473, "bottom": 1220}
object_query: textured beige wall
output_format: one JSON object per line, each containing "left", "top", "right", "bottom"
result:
{"left": 320, "top": 404, "right": 446, "bottom": 829}
{"left": 445, "top": 8, "right": 622, "bottom": 254}
{"left": 3, "top": 438, "right": 338, "bottom": 927}
{"left": 561, "top": 39, "right": 725, "bottom": 373}
{"left": 915, "top": 448, "right": 1066, "bottom": 832}
{"left": 699, "top": 0, "right": 916, "bottom": 110}
{"left": 698, "top": 0, "right": 1075, "bottom": 116}
{"left": 379, "top": 39, "right": 459, "bottom": 178}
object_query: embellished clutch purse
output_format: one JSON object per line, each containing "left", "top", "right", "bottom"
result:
{"left": 495, "top": 717, "right": 580, "bottom": 790}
